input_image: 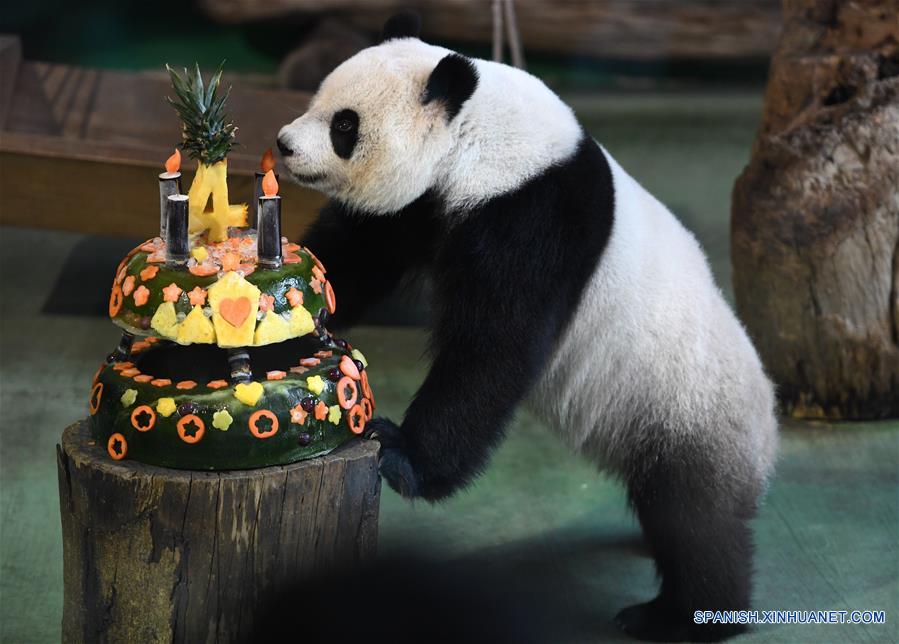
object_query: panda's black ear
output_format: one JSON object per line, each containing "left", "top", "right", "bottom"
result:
{"left": 423, "top": 54, "right": 478, "bottom": 121}
{"left": 380, "top": 11, "right": 421, "bottom": 42}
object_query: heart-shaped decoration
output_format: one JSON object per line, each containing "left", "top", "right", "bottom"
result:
{"left": 219, "top": 297, "right": 251, "bottom": 327}
{"left": 234, "top": 381, "right": 264, "bottom": 406}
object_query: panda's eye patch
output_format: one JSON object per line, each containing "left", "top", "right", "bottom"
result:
{"left": 330, "top": 109, "right": 359, "bottom": 159}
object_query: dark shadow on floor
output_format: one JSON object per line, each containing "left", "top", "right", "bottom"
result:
{"left": 254, "top": 528, "right": 651, "bottom": 644}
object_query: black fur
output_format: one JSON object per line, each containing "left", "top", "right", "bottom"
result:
{"left": 617, "top": 441, "right": 761, "bottom": 641}
{"left": 330, "top": 108, "right": 360, "bottom": 159}
{"left": 302, "top": 134, "right": 614, "bottom": 501}
{"left": 300, "top": 192, "right": 439, "bottom": 330}
{"left": 423, "top": 54, "right": 479, "bottom": 122}
{"left": 380, "top": 10, "right": 421, "bottom": 42}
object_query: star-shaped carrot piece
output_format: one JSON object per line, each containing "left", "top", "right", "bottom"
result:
{"left": 162, "top": 283, "right": 183, "bottom": 303}
{"left": 286, "top": 287, "right": 303, "bottom": 307}
{"left": 290, "top": 404, "right": 307, "bottom": 425}
{"left": 259, "top": 293, "right": 275, "bottom": 312}
{"left": 122, "top": 275, "right": 136, "bottom": 296}
{"left": 133, "top": 285, "right": 150, "bottom": 306}
{"left": 140, "top": 265, "right": 159, "bottom": 281}
{"left": 314, "top": 400, "right": 328, "bottom": 421}
{"left": 221, "top": 252, "right": 241, "bottom": 272}
{"left": 310, "top": 279, "right": 323, "bottom": 295}
{"left": 187, "top": 286, "right": 207, "bottom": 306}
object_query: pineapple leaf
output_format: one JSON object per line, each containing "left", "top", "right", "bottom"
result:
{"left": 165, "top": 61, "right": 236, "bottom": 165}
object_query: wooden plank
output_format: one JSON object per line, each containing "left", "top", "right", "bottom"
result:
{"left": 2, "top": 62, "right": 312, "bottom": 169}
{"left": 198, "top": 0, "right": 782, "bottom": 61}
{"left": 0, "top": 35, "right": 22, "bottom": 129}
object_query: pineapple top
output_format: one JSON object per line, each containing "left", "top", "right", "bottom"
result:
{"left": 166, "top": 63, "right": 237, "bottom": 165}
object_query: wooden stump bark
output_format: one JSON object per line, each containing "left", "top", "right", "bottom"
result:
{"left": 57, "top": 420, "right": 380, "bottom": 643}
{"left": 731, "top": 0, "right": 899, "bottom": 420}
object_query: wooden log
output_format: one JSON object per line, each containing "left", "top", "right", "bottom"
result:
{"left": 731, "top": 0, "right": 899, "bottom": 420}
{"left": 200, "top": 0, "right": 782, "bottom": 62}
{"left": 57, "top": 420, "right": 380, "bottom": 643}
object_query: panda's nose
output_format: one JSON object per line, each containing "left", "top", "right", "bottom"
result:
{"left": 276, "top": 136, "right": 294, "bottom": 157}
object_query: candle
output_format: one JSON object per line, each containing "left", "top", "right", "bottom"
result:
{"left": 257, "top": 170, "right": 282, "bottom": 269}
{"left": 159, "top": 149, "right": 182, "bottom": 238}
{"left": 252, "top": 148, "right": 277, "bottom": 229}
{"left": 165, "top": 194, "right": 190, "bottom": 265}
{"left": 228, "top": 349, "right": 253, "bottom": 383}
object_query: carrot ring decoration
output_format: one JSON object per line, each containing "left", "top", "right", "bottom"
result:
{"left": 324, "top": 280, "right": 336, "bottom": 314}
{"left": 89, "top": 383, "right": 104, "bottom": 415}
{"left": 130, "top": 405, "right": 157, "bottom": 432}
{"left": 361, "top": 398, "right": 373, "bottom": 421}
{"left": 360, "top": 371, "right": 373, "bottom": 404}
{"left": 177, "top": 414, "right": 205, "bottom": 444}
{"left": 108, "top": 285, "right": 123, "bottom": 317}
{"left": 249, "top": 409, "right": 279, "bottom": 439}
{"left": 107, "top": 433, "right": 127, "bottom": 460}
{"left": 346, "top": 404, "right": 365, "bottom": 435}
{"left": 336, "top": 376, "right": 358, "bottom": 410}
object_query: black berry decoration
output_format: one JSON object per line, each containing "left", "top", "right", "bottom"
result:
{"left": 328, "top": 368, "right": 342, "bottom": 381}
{"left": 178, "top": 402, "right": 199, "bottom": 417}
{"left": 297, "top": 432, "right": 312, "bottom": 446}
{"left": 300, "top": 396, "right": 316, "bottom": 413}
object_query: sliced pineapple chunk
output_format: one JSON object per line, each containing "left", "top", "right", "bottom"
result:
{"left": 289, "top": 305, "right": 315, "bottom": 338}
{"left": 177, "top": 305, "right": 216, "bottom": 344}
{"left": 254, "top": 310, "right": 291, "bottom": 345}
{"left": 150, "top": 302, "right": 180, "bottom": 339}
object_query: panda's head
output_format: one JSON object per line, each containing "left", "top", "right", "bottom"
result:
{"left": 277, "top": 13, "right": 478, "bottom": 214}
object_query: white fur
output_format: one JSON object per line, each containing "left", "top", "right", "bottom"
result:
{"left": 529, "top": 149, "right": 778, "bottom": 486}
{"left": 278, "top": 39, "right": 580, "bottom": 214}
{"left": 282, "top": 38, "right": 778, "bottom": 487}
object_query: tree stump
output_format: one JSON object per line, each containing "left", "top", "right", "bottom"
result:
{"left": 731, "top": 0, "right": 899, "bottom": 420}
{"left": 57, "top": 420, "right": 380, "bottom": 643}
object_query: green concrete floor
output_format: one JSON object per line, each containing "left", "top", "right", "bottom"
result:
{"left": 2, "top": 93, "right": 898, "bottom": 642}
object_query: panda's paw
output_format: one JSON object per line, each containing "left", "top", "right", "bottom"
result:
{"left": 364, "top": 417, "right": 405, "bottom": 449}
{"left": 378, "top": 447, "right": 421, "bottom": 499}
{"left": 615, "top": 598, "right": 746, "bottom": 642}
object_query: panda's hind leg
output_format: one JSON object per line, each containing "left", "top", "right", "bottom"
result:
{"left": 615, "top": 439, "right": 760, "bottom": 642}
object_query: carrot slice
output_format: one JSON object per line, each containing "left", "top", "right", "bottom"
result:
{"left": 300, "top": 358, "right": 320, "bottom": 368}
{"left": 89, "top": 383, "right": 104, "bottom": 415}
{"left": 339, "top": 355, "right": 360, "bottom": 380}
{"left": 324, "top": 281, "right": 336, "bottom": 314}
{"left": 133, "top": 374, "right": 153, "bottom": 383}
{"left": 314, "top": 350, "right": 332, "bottom": 359}
{"left": 120, "top": 368, "right": 140, "bottom": 377}
{"left": 360, "top": 370, "right": 373, "bottom": 403}
{"left": 130, "top": 405, "right": 157, "bottom": 432}
{"left": 109, "top": 285, "right": 123, "bottom": 317}
{"left": 176, "top": 380, "right": 197, "bottom": 390}
{"left": 189, "top": 263, "right": 219, "bottom": 277}
{"left": 314, "top": 401, "right": 328, "bottom": 421}
{"left": 283, "top": 252, "right": 301, "bottom": 264}
{"left": 336, "top": 376, "right": 358, "bottom": 410}
{"left": 346, "top": 404, "right": 365, "bottom": 434}
{"left": 206, "top": 379, "right": 229, "bottom": 389}
{"left": 177, "top": 415, "right": 205, "bottom": 444}
{"left": 266, "top": 370, "right": 287, "bottom": 381}
{"left": 122, "top": 275, "right": 136, "bottom": 296}
{"left": 139, "top": 265, "right": 159, "bottom": 281}
{"left": 150, "top": 378, "right": 172, "bottom": 387}
{"left": 249, "top": 409, "right": 279, "bottom": 439}
{"left": 132, "top": 286, "right": 150, "bottom": 307}
{"left": 107, "top": 433, "right": 127, "bottom": 460}
{"left": 361, "top": 398, "right": 373, "bottom": 421}
{"left": 112, "top": 361, "right": 134, "bottom": 371}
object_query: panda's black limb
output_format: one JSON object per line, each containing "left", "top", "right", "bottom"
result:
{"left": 619, "top": 441, "right": 758, "bottom": 642}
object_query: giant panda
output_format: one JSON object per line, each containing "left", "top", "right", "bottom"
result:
{"left": 277, "top": 13, "right": 778, "bottom": 642}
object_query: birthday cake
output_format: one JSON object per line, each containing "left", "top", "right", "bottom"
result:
{"left": 89, "top": 64, "right": 373, "bottom": 470}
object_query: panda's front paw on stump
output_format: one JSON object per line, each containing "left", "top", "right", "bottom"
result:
{"left": 364, "top": 416, "right": 405, "bottom": 449}
{"left": 378, "top": 447, "right": 421, "bottom": 499}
